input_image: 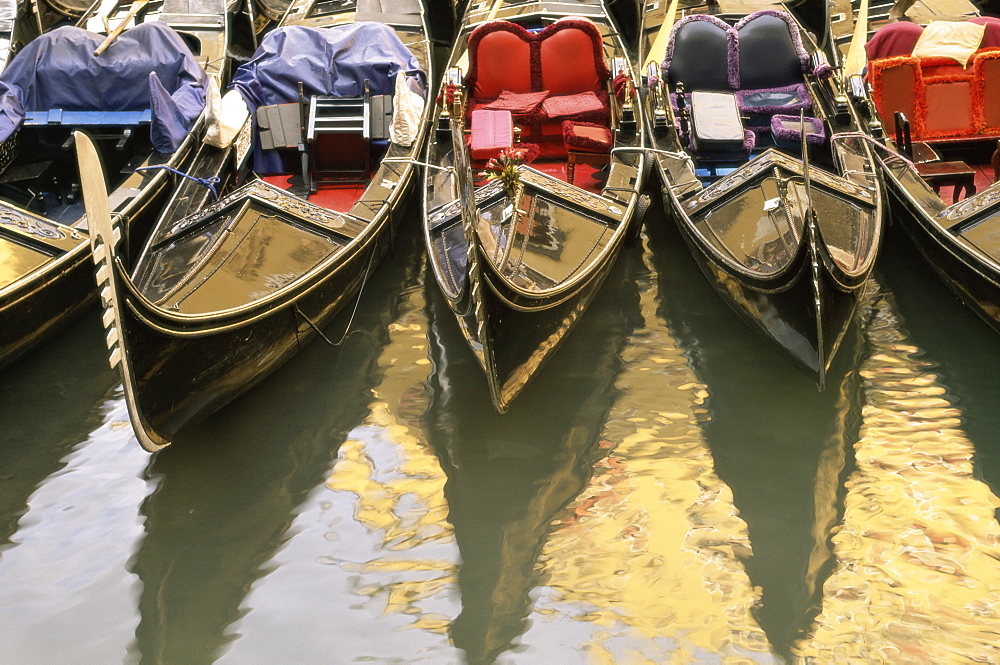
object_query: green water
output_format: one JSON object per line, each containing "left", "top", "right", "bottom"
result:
{"left": 2, "top": 191, "right": 999, "bottom": 664}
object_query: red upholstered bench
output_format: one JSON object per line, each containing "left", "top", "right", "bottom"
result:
{"left": 470, "top": 109, "right": 514, "bottom": 160}
{"left": 870, "top": 49, "right": 1000, "bottom": 141}
{"left": 464, "top": 18, "right": 611, "bottom": 153}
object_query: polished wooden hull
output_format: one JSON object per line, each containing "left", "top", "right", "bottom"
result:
{"left": 640, "top": 2, "right": 883, "bottom": 386}
{"left": 827, "top": 0, "right": 1000, "bottom": 334}
{"left": 422, "top": 246, "right": 640, "bottom": 662}
{"left": 88, "top": 0, "right": 433, "bottom": 449}
{"left": 0, "top": 128, "right": 199, "bottom": 370}
{"left": 0, "top": 0, "right": 243, "bottom": 369}
{"left": 422, "top": 0, "right": 649, "bottom": 411}
{"left": 99, "top": 187, "right": 398, "bottom": 446}
{"left": 674, "top": 208, "right": 868, "bottom": 384}
{"left": 884, "top": 172, "right": 1000, "bottom": 332}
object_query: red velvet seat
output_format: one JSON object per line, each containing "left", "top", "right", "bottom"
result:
{"left": 870, "top": 49, "right": 1000, "bottom": 140}
{"left": 975, "top": 50, "right": 1000, "bottom": 133}
{"left": 464, "top": 18, "right": 611, "bottom": 152}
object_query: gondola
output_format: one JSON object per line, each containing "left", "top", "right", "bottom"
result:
{"left": 422, "top": 0, "right": 649, "bottom": 412}
{"left": 0, "top": 21, "right": 209, "bottom": 370}
{"left": 828, "top": 0, "right": 1000, "bottom": 333}
{"left": 639, "top": 2, "right": 884, "bottom": 388}
{"left": 78, "top": 0, "right": 434, "bottom": 450}
{"left": 24, "top": 0, "right": 256, "bottom": 76}
{"left": 0, "top": 0, "right": 26, "bottom": 73}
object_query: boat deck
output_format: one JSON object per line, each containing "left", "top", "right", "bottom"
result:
{"left": 261, "top": 173, "right": 367, "bottom": 212}
{"left": 471, "top": 157, "right": 606, "bottom": 195}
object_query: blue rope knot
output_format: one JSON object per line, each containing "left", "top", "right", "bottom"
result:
{"left": 135, "top": 165, "right": 221, "bottom": 200}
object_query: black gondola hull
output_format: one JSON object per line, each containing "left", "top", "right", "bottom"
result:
{"left": 640, "top": 3, "right": 883, "bottom": 384}
{"left": 673, "top": 211, "right": 863, "bottom": 383}
{"left": 422, "top": 0, "right": 649, "bottom": 411}
{"left": 110, "top": 233, "right": 386, "bottom": 443}
{"left": 0, "top": 157, "right": 184, "bottom": 371}
{"left": 82, "top": 0, "right": 434, "bottom": 448}
{"left": 886, "top": 184, "right": 1000, "bottom": 333}
{"left": 0, "top": 244, "right": 95, "bottom": 370}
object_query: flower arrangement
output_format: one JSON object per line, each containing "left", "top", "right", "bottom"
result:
{"left": 480, "top": 146, "right": 530, "bottom": 198}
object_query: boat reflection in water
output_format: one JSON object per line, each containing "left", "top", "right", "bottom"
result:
{"left": 128, "top": 228, "right": 426, "bottom": 664}
{"left": 795, "top": 274, "right": 1000, "bottom": 662}
{"left": 513, "top": 202, "right": 774, "bottom": 662}
{"left": 0, "top": 310, "right": 117, "bottom": 550}
{"left": 648, "top": 198, "right": 867, "bottom": 659}
{"left": 877, "top": 234, "right": 1000, "bottom": 498}
{"left": 422, "top": 242, "right": 643, "bottom": 664}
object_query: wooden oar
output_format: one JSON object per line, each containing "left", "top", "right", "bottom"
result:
{"left": 843, "top": 0, "right": 871, "bottom": 77}
{"left": 93, "top": 0, "right": 148, "bottom": 56}
{"left": 645, "top": 0, "right": 681, "bottom": 71}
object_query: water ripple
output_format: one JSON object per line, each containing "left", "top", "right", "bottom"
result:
{"left": 795, "top": 279, "right": 1000, "bottom": 664}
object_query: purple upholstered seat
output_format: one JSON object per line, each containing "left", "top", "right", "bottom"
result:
{"left": 770, "top": 114, "right": 826, "bottom": 149}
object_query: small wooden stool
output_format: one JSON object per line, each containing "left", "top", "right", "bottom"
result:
{"left": 562, "top": 121, "right": 612, "bottom": 185}
{"left": 916, "top": 161, "right": 977, "bottom": 203}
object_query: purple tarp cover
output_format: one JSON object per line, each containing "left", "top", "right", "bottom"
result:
{"left": 0, "top": 22, "right": 207, "bottom": 153}
{"left": 230, "top": 22, "right": 424, "bottom": 172}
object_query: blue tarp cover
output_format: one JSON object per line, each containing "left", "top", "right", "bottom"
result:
{"left": 230, "top": 22, "right": 424, "bottom": 172}
{"left": 0, "top": 23, "right": 207, "bottom": 153}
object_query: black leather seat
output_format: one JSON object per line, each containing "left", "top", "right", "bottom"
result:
{"left": 665, "top": 16, "right": 733, "bottom": 92}
{"left": 734, "top": 12, "right": 812, "bottom": 130}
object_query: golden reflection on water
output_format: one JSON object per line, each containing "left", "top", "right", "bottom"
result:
{"left": 324, "top": 281, "right": 458, "bottom": 635}
{"left": 303, "top": 251, "right": 1000, "bottom": 663}
{"left": 525, "top": 244, "right": 777, "bottom": 663}
{"left": 796, "top": 279, "right": 1000, "bottom": 663}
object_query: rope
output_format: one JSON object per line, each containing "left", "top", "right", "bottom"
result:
{"left": 297, "top": 239, "right": 380, "bottom": 348}
{"left": 829, "top": 130, "right": 914, "bottom": 168}
{"left": 134, "top": 165, "right": 221, "bottom": 199}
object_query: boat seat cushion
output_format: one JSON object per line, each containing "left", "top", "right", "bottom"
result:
{"left": 690, "top": 91, "right": 753, "bottom": 156}
{"left": 482, "top": 90, "right": 549, "bottom": 113}
{"left": 870, "top": 49, "right": 1000, "bottom": 140}
{"left": 865, "top": 20, "right": 925, "bottom": 60}
{"left": 664, "top": 10, "right": 813, "bottom": 138}
{"left": 736, "top": 82, "right": 812, "bottom": 129}
{"left": 562, "top": 120, "right": 612, "bottom": 153}
{"left": 466, "top": 23, "right": 533, "bottom": 100}
{"left": 770, "top": 114, "right": 826, "bottom": 148}
{"left": 976, "top": 50, "right": 1000, "bottom": 133}
{"left": 470, "top": 108, "right": 514, "bottom": 160}
{"left": 538, "top": 21, "right": 606, "bottom": 96}
{"left": 541, "top": 91, "right": 605, "bottom": 118}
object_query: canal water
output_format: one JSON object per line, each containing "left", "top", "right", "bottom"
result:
{"left": 2, "top": 186, "right": 999, "bottom": 664}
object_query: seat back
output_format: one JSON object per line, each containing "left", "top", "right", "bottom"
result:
{"left": 924, "top": 74, "right": 974, "bottom": 137}
{"left": 971, "top": 15, "right": 1000, "bottom": 48}
{"left": 663, "top": 15, "right": 734, "bottom": 91}
{"left": 975, "top": 50, "right": 1000, "bottom": 133}
{"left": 466, "top": 22, "right": 533, "bottom": 99}
{"left": 869, "top": 56, "right": 923, "bottom": 135}
{"left": 538, "top": 18, "right": 607, "bottom": 96}
{"left": 735, "top": 11, "right": 807, "bottom": 90}
{"left": 865, "top": 21, "right": 924, "bottom": 60}
{"left": 466, "top": 18, "right": 608, "bottom": 100}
